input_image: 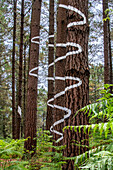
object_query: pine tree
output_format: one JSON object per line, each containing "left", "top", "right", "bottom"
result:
{"left": 103, "top": 0, "right": 110, "bottom": 85}
{"left": 16, "top": 0, "right": 24, "bottom": 139}
{"left": 63, "top": 0, "right": 89, "bottom": 169}
{"left": 23, "top": 43, "right": 26, "bottom": 136}
{"left": 108, "top": 8, "right": 112, "bottom": 93}
{"left": 53, "top": 0, "right": 67, "bottom": 146}
{"left": 46, "top": 0, "right": 54, "bottom": 131}
{"left": 24, "top": 0, "right": 42, "bottom": 155}
{"left": 12, "top": 0, "right": 17, "bottom": 139}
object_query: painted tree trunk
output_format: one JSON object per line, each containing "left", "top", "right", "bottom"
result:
{"left": 63, "top": 0, "right": 89, "bottom": 169}
{"left": 46, "top": 0, "right": 54, "bottom": 131}
{"left": 24, "top": 0, "right": 42, "bottom": 155}
{"left": 53, "top": 0, "right": 67, "bottom": 146}
{"left": 12, "top": 0, "right": 17, "bottom": 139}
{"left": 16, "top": 0, "right": 24, "bottom": 139}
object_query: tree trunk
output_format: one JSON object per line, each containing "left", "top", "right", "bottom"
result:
{"left": 24, "top": 0, "right": 42, "bottom": 155}
{"left": 52, "top": 0, "right": 67, "bottom": 146}
{"left": 63, "top": 0, "right": 89, "bottom": 169}
{"left": 12, "top": 0, "right": 17, "bottom": 139}
{"left": 103, "top": 0, "right": 110, "bottom": 84}
{"left": 21, "top": 43, "right": 27, "bottom": 138}
{"left": 46, "top": 0, "right": 54, "bottom": 131}
{"left": 3, "top": 114, "right": 6, "bottom": 139}
{"left": 16, "top": 0, "right": 24, "bottom": 139}
{"left": 108, "top": 21, "right": 113, "bottom": 93}
{"left": 23, "top": 43, "right": 26, "bottom": 136}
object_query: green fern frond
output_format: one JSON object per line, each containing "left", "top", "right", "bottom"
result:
{"left": 64, "top": 121, "right": 113, "bottom": 139}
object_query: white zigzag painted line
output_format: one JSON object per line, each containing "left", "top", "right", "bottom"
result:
{"left": 48, "top": 4, "right": 86, "bottom": 143}
{"left": 29, "top": 4, "right": 86, "bottom": 143}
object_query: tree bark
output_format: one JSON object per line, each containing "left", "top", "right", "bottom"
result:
{"left": 103, "top": 0, "right": 110, "bottom": 84}
{"left": 53, "top": 0, "right": 67, "bottom": 146}
{"left": 12, "top": 0, "right": 17, "bottom": 139}
{"left": 63, "top": 0, "right": 89, "bottom": 169}
{"left": 23, "top": 43, "right": 26, "bottom": 136}
{"left": 16, "top": 0, "right": 24, "bottom": 139}
{"left": 108, "top": 21, "right": 113, "bottom": 93}
{"left": 46, "top": 0, "right": 54, "bottom": 131}
{"left": 3, "top": 114, "right": 6, "bottom": 139}
{"left": 24, "top": 0, "right": 42, "bottom": 155}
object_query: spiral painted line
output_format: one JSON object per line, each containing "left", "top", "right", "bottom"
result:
{"left": 29, "top": 4, "right": 86, "bottom": 143}
{"left": 29, "top": 36, "right": 40, "bottom": 78}
{"left": 48, "top": 4, "right": 86, "bottom": 143}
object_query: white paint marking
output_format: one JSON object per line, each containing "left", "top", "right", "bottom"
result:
{"left": 49, "top": 35, "right": 54, "bottom": 38}
{"left": 30, "top": 4, "right": 86, "bottom": 143}
{"left": 31, "top": 36, "right": 40, "bottom": 44}
{"left": 48, "top": 44, "right": 54, "bottom": 47}
{"left": 18, "top": 106, "right": 22, "bottom": 117}
{"left": 29, "top": 67, "right": 38, "bottom": 78}
{"left": 48, "top": 4, "right": 86, "bottom": 143}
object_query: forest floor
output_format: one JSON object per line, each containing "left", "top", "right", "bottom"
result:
{"left": 0, "top": 158, "right": 21, "bottom": 168}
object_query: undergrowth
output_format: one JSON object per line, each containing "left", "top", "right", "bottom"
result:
{"left": 64, "top": 84, "right": 113, "bottom": 169}
{"left": 0, "top": 84, "right": 113, "bottom": 169}
{"left": 0, "top": 131, "right": 65, "bottom": 169}
{"left": 0, "top": 138, "right": 29, "bottom": 169}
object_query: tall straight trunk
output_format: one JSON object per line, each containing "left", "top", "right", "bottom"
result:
{"left": 53, "top": 0, "right": 67, "bottom": 146}
{"left": 21, "top": 43, "right": 27, "bottom": 138}
{"left": 103, "top": 0, "right": 110, "bottom": 84}
{"left": 63, "top": 0, "right": 89, "bottom": 169}
{"left": 23, "top": 44, "right": 26, "bottom": 135}
{"left": 3, "top": 115, "right": 6, "bottom": 139}
{"left": 94, "top": 71, "right": 97, "bottom": 102}
{"left": 46, "top": 0, "right": 54, "bottom": 131}
{"left": 24, "top": 0, "right": 42, "bottom": 155}
{"left": 12, "top": 0, "right": 17, "bottom": 139}
{"left": 108, "top": 22, "right": 113, "bottom": 93}
{"left": 16, "top": 0, "right": 24, "bottom": 139}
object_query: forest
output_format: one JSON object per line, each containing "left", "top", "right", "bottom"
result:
{"left": 0, "top": 0, "right": 113, "bottom": 169}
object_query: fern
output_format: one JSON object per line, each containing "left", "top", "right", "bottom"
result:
{"left": 63, "top": 84, "right": 113, "bottom": 169}
{"left": 3, "top": 160, "right": 29, "bottom": 170}
{"left": 0, "top": 138, "right": 27, "bottom": 159}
